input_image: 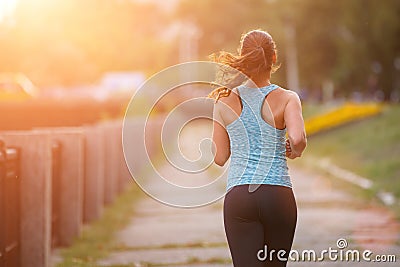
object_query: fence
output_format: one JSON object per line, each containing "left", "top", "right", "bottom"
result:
{"left": 51, "top": 141, "right": 62, "bottom": 248}
{"left": 0, "top": 117, "right": 163, "bottom": 267}
{"left": 0, "top": 143, "right": 20, "bottom": 267}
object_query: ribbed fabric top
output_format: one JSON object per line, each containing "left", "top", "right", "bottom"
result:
{"left": 226, "top": 84, "right": 291, "bottom": 192}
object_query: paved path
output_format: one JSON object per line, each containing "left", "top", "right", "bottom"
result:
{"left": 99, "top": 122, "right": 399, "bottom": 267}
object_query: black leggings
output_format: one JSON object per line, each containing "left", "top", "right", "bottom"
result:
{"left": 224, "top": 184, "right": 297, "bottom": 267}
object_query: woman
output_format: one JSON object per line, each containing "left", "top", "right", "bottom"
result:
{"left": 209, "top": 29, "right": 307, "bottom": 266}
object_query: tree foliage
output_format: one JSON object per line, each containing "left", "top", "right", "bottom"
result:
{"left": 177, "top": 0, "right": 400, "bottom": 99}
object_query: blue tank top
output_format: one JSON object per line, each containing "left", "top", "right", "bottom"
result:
{"left": 226, "top": 84, "right": 291, "bottom": 192}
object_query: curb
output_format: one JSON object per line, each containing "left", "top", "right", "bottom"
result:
{"left": 310, "top": 157, "right": 397, "bottom": 206}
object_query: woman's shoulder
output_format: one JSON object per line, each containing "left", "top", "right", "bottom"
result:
{"left": 267, "top": 86, "right": 301, "bottom": 113}
{"left": 215, "top": 87, "right": 240, "bottom": 106}
{"left": 213, "top": 87, "right": 242, "bottom": 122}
{"left": 274, "top": 86, "right": 300, "bottom": 101}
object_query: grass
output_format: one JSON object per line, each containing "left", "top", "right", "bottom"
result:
{"left": 300, "top": 104, "right": 400, "bottom": 198}
{"left": 56, "top": 182, "right": 144, "bottom": 267}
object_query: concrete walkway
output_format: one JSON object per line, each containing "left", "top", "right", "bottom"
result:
{"left": 99, "top": 122, "right": 399, "bottom": 267}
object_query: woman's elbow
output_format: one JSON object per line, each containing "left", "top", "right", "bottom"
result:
{"left": 214, "top": 153, "right": 230, "bottom": 166}
{"left": 214, "top": 158, "right": 226, "bottom": 167}
{"left": 290, "top": 135, "right": 307, "bottom": 156}
{"left": 212, "top": 144, "right": 230, "bottom": 166}
{"left": 298, "top": 138, "right": 307, "bottom": 156}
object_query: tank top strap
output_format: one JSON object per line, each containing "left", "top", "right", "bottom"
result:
{"left": 236, "top": 84, "right": 279, "bottom": 118}
{"left": 236, "top": 85, "right": 262, "bottom": 104}
{"left": 260, "top": 84, "right": 280, "bottom": 97}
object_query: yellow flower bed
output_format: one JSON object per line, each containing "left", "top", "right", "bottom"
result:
{"left": 305, "top": 102, "right": 383, "bottom": 136}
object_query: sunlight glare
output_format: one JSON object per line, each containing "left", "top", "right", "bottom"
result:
{"left": 0, "top": 0, "right": 18, "bottom": 22}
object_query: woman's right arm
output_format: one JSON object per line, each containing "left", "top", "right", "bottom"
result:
{"left": 212, "top": 102, "right": 231, "bottom": 166}
{"left": 284, "top": 92, "right": 307, "bottom": 159}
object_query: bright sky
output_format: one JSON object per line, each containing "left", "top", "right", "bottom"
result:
{"left": 0, "top": 0, "right": 17, "bottom": 22}
{"left": 0, "top": 0, "right": 179, "bottom": 22}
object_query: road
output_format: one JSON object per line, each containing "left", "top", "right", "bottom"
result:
{"left": 98, "top": 121, "right": 400, "bottom": 267}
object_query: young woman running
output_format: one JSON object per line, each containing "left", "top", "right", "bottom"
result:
{"left": 210, "top": 29, "right": 307, "bottom": 266}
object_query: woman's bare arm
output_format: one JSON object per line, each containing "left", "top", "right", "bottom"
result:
{"left": 212, "top": 103, "right": 231, "bottom": 166}
{"left": 284, "top": 92, "right": 307, "bottom": 159}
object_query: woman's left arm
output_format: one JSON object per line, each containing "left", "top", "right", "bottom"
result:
{"left": 212, "top": 103, "right": 231, "bottom": 166}
{"left": 284, "top": 92, "right": 307, "bottom": 159}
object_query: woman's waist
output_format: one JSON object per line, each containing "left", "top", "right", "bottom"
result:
{"left": 230, "top": 150, "right": 287, "bottom": 163}
{"left": 226, "top": 173, "right": 292, "bottom": 191}
{"left": 228, "top": 157, "right": 289, "bottom": 176}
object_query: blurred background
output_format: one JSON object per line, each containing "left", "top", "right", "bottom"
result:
{"left": 1, "top": 0, "right": 400, "bottom": 106}
{"left": 1, "top": 0, "right": 399, "bottom": 198}
{"left": 1, "top": 1, "right": 400, "bottom": 267}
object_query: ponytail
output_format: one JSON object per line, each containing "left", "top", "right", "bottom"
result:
{"left": 208, "top": 30, "right": 280, "bottom": 102}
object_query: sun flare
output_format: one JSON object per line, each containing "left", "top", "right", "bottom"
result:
{"left": 0, "top": 0, "right": 17, "bottom": 22}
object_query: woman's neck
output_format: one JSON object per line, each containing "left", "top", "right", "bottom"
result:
{"left": 244, "top": 77, "right": 271, "bottom": 88}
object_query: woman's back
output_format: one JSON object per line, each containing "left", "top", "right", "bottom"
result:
{"left": 216, "top": 84, "right": 292, "bottom": 191}
{"left": 212, "top": 83, "right": 306, "bottom": 167}
{"left": 216, "top": 84, "right": 292, "bottom": 130}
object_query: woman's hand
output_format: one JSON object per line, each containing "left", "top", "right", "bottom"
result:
{"left": 285, "top": 139, "right": 297, "bottom": 159}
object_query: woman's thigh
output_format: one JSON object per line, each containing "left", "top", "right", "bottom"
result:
{"left": 224, "top": 185, "right": 266, "bottom": 266}
{"left": 224, "top": 185, "right": 297, "bottom": 266}
{"left": 257, "top": 185, "right": 297, "bottom": 266}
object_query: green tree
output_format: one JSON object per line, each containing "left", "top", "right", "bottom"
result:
{"left": 176, "top": 0, "right": 400, "bottom": 99}
{"left": 335, "top": 0, "right": 400, "bottom": 98}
